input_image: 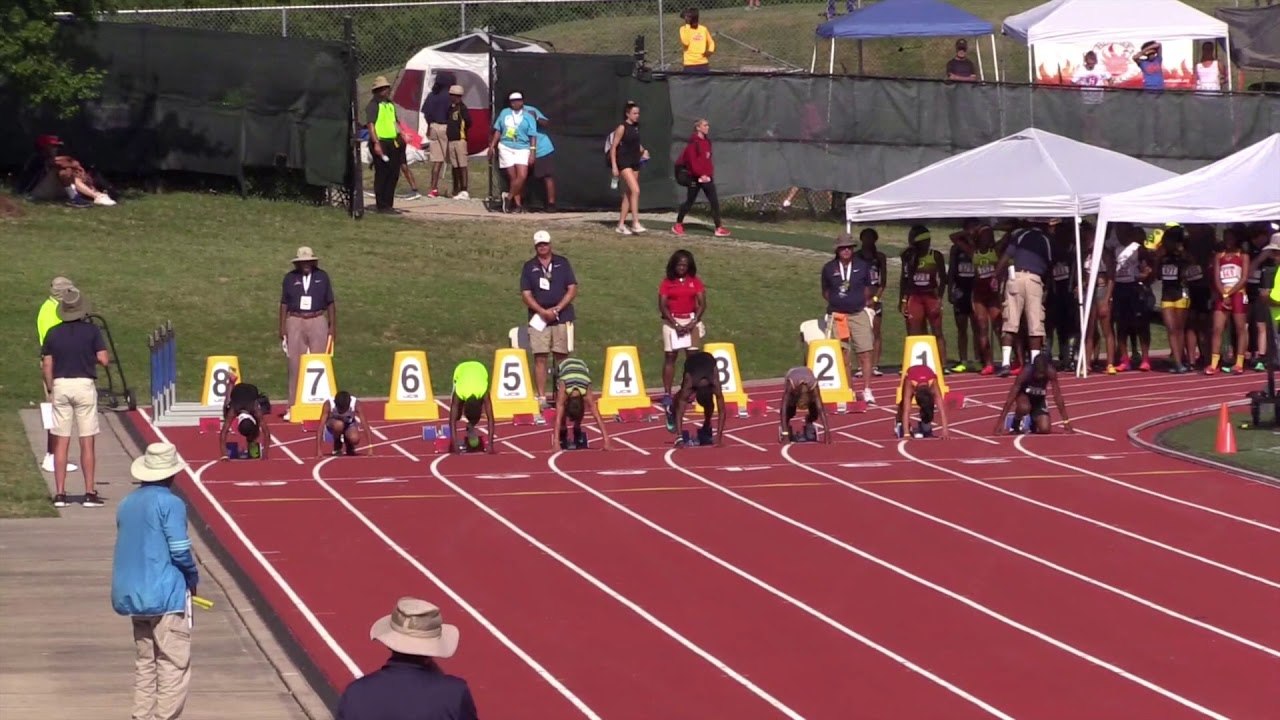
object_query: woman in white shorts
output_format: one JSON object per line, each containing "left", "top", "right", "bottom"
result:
{"left": 487, "top": 92, "right": 538, "bottom": 213}
{"left": 659, "top": 249, "right": 706, "bottom": 406}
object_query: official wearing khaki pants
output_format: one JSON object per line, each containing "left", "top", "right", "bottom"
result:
{"left": 132, "top": 613, "right": 192, "bottom": 720}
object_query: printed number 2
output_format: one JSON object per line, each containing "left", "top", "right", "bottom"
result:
{"left": 815, "top": 352, "right": 835, "bottom": 383}
{"left": 502, "top": 361, "right": 521, "bottom": 392}
{"left": 306, "top": 367, "right": 325, "bottom": 396}
{"left": 613, "top": 359, "right": 633, "bottom": 389}
{"left": 211, "top": 368, "right": 232, "bottom": 399}
{"left": 715, "top": 355, "right": 730, "bottom": 387}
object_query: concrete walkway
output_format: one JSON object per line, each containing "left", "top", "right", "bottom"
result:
{"left": 0, "top": 410, "right": 332, "bottom": 720}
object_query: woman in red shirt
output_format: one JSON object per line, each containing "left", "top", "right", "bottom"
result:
{"left": 1208, "top": 227, "right": 1251, "bottom": 374}
{"left": 672, "top": 119, "right": 729, "bottom": 237}
{"left": 659, "top": 249, "right": 707, "bottom": 404}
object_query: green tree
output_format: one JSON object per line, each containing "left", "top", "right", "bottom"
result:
{"left": 0, "top": 0, "right": 117, "bottom": 118}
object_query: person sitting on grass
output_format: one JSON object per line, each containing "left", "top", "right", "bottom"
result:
{"left": 778, "top": 366, "right": 831, "bottom": 444}
{"left": 669, "top": 350, "right": 726, "bottom": 447}
{"left": 550, "top": 357, "right": 611, "bottom": 451}
{"left": 219, "top": 380, "right": 272, "bottom": 460}
{"left": 896, "top": 362, "right": 950, "bottom": 440}
{"left": 992, "top": 354, "right": 1074, "bottom": 436}
{"left": 316, "top": 391, "right": 370, "bottom": 457}
{"left": 449, "top": 360, "right": 496, "bottom": 454}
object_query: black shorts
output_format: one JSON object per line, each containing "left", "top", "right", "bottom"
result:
{"left": 950, "top": 284, "right": 973, "bottom": 315}
{"left": 1111, "top": 283, "right": 1146, "bottom": 328}
{"left": 1047, "top": 294, "right": 1078, "bottom": 334}
{"left": 683, "top": 350, "right": 716, "bottom": 384}
{"left": 1022, "top": 392, "right": 1049, "bottom": 417}
{"left": 1247, "top": 287, "right": 1269, "bottom": 324}
{"left": 532, "top": 152, "right": 555, "bottom": 180}
{"left": 1188, "top": 286, "right": 1213, "bottom": 315}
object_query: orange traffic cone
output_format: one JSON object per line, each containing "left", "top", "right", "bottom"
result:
{"left": 1215, "top": 403, "right": 1237, "bottom": 454}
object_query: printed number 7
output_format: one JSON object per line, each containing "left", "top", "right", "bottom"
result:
{"left": 306, "top": 367, "right": 325, "bottom": 396}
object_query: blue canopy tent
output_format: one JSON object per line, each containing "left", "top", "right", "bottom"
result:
{"left": 812, "top": 0, "right": 1000, "bottom": 78}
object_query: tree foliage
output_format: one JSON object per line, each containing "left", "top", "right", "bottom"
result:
{"left": 0, "top": 0, "right": 117, "bottom": 118}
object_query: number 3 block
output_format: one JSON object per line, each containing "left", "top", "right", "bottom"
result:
{"left": 202, "top": 355, "right": 241, "bottom": 407}
{"left": 385, "top": 350, "right": 440, "bottom": 421}
{"left": 599, "top": 346, "right": 651, "bottom": 417}
{"left": 290, "top": 353, "right": 338, "bottom": 422}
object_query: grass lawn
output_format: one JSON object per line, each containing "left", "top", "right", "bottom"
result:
{"left": 1, "top": 191, "right": 996, "bottom": 516}
{"left": 1158, "top": 411, "right": 1280, "bottom": 482}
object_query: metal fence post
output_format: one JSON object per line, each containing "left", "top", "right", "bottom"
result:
{"left": 281, "top": 7, "right": 288, "bottom": 37}
{"left": 460, "top": 2, "right": 466, "bottom": 34}
{"left": 658, "top": 0, "right": 664, "bottom": 70}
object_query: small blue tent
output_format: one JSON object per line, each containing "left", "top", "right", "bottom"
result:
{"left": 811, "top": 0, "right": 1000, "bottom": 78}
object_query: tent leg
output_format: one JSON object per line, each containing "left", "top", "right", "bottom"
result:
{"left": 1080, "top": 217, "right": 1110, "bottom": 378}
{"left": 1225, "top": 35, "right": 1234, "bottom": 92}
{"left": 1073, "top": 214, "right": 1087, "bottom": 378}
{"left": 829, "top": 38, "right": 835, "bottom": 75}
{"left": 976, "top": 37, "right": 985, "bottom": 81}
{"left": 811, "top": 43, "right": 817, "bottom": 74}
{"left": 991, "top": 34, "right": 1000, "bottom": 83}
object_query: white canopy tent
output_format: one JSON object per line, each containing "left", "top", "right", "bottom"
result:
{"left": 845, "top": 128, "right": 1179, "bottom": 375}
{"left": 1083, "top": 132, "right": 1280, "bottom": 374}
{"left": 1002, "top": 0, "right": 1233, "bottom": 89}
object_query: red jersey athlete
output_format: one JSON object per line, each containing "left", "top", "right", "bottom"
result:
{"left": 899, "top": 225, "right": 949, "bottom": 367}
{"left": 1208, "top": 228, "right": 1251, "bottom": 374}
{"left": 895, "top": 362, "right": 949, "bottom": 439}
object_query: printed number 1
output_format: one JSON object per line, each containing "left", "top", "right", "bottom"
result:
{"left": 916, "top": 350, "right": 929, "bottom": 367}
{"left": 306, "top": 367, "right": 325, "bottom": 396}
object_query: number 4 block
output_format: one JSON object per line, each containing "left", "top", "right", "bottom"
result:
{"left": 599, "top": 346, "right": 652, "bottom": 417}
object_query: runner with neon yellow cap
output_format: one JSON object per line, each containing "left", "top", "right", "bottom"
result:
{"left": 449, "top": 360, "right": 495, "bottom": 454}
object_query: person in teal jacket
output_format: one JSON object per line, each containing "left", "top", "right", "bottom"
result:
{"left": 111, "top": 442, "right": 198, "bottom": 720}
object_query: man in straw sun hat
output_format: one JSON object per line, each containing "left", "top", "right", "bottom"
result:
{"left": 41, "top": 285, "right": 109, "bottom": 508}
{"left": 337, "top": 597, "right": 479, "bottom": 718}
{"left": 365, "top": 75, "right": 404, "bottom": 212}
{"left": 111, "top": 442, "right": 199, "bottom": 720}
{"left": 279, "top": 246, "right": 337, "bottom": 419}
{"left": 36, "top": 275, "right": 79, "bottom": 474}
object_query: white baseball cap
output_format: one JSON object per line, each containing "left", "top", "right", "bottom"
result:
{"left": 533, "top": 230, "right": 551, "bottom": 245}
{"left": 508, "top": 92, "right": 523, "bottom": 101}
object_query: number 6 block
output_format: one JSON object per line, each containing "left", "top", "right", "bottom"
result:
{"left": 385, "top": 350, "right": 440, "bottom": 421}
{"left": 598, "top": 345, "right": 652, "bottom": 417}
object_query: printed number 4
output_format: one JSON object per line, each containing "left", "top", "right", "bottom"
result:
{"left": 613, "top": 360, "right": 633, "bottom": 388}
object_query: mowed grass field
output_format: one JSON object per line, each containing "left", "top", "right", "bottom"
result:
{"left": 1159, "top": 411, "right": 1280, "bottom": 483}
{"left": 2, "top": 192, "right": 1001, "bottom": 516}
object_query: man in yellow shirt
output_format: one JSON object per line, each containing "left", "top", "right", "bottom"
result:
{"left": 37, "top": 277, "right": 78, "bottom": 473}
{"left": 680, "top": 9, "right": 715, "bottom": 72}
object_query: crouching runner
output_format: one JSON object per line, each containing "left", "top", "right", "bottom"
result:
{"left": 219, "top": 380, "right": 272, "bottom": 460}
{"left": 778, "top": 366, "right": 831, "bottom": 444}
{"left": 992, "top": 354, "right": 1074, "bottom": 435}
{"left": 550, "top": 357, "right": 611, "bottom": 451}
{"left": 449, "top": 360, "right": 496, "bottom": 454}
{"left": 896, "top": 363, "right": 950, "bottom": 439}
{"left": 669, "top": 350, "right": 726, "bottom": 447}
{"left": 316, "top": 391, "right": 370, "bottom": 457}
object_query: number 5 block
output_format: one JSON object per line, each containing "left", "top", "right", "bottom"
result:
{"left": 490, "top": 348, "right": 540, "bottom": 420}
{"left": 598, "top": 346, "right": 651, "bottom": 417}
{"left": 290, "top": 353, "right": 338, "bottom": 422}
{"left": 385, "top": 350, "right": 440, "bottom": 421}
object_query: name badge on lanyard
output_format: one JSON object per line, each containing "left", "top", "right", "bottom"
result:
{"left": 300, "top": 274, "right": 313, "bottom": 311}
{"left": 838, "top": 262, "right": 851, "bottom": 296}
{"left": 539, "top": 264, "right": 552, "bottom": 291}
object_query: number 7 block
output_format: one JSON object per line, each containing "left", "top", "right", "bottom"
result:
{"left": 289, "top": 353, "right": 338, "bottom": 422}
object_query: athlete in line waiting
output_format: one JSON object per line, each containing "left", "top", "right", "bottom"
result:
{"left": 992, "top": 354, "right": 1074, "bottom": 435}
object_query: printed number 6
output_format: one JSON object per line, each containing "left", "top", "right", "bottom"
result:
{"left": 400, "top": 364, "right": 420, "bottom": 394}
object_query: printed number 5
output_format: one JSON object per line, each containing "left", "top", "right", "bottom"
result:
{"left": 502, "top": 361, "right": 521, "bottom": 392}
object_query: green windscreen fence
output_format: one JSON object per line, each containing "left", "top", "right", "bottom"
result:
{"left": 0, "top": 21, "right": 353, "bottom": 188}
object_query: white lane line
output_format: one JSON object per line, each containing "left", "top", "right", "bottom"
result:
{"left": 314, "top": 456, "right": 603, "bottom": 719}
{"left": 370, "top": 426, "right": 419, "bottom": 462}
{"left": 1013, "top": 434, "right": 1280, "bottom": 536}
{"left": 138, "top": 409, "right": 363, "bottom": 678}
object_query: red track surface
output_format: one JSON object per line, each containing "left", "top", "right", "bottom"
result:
{"left": 125, "top": 369, "right": 1280, "bottom": 719}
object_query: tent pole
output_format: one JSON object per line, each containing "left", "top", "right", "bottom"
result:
{"left": 811, "top": 42, "right": 817, "bottom": 73}
{"left": 991, "top": 34, "right": 1001, "bottom": 83}
{"left": 1073, "top": 212, "right": 1087, "bottom": 378}
{"left": 1225, "top": 35, "right": 1234, "bottom": 91}
{"left": 976, "top": 36, "right": 985, "bottom": 80}
{"left": 1080, "top": 216, "right": 1109, "bottom": 378}
{"left": 1028, "top": 45, "right": 1034, "bottom": 83}
{"left": 829, "top": 38, "right": 836, "bottom": 74}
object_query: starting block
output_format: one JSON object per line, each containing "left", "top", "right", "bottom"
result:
{"left": 677, "top": 428, "right": 715, "bottom": 447}
{"left": 198, "top": 417, "right": 220, "bottom": 434}
{"left": 825, "top": 401, "right": 868, "bottom": 415}
{"left": 615, "top": 407, "right": 656, "bottom": 423}
{"left": 422, "top": 424, "right": 454, "bottom": 454}
{"left": 302, "top": 421, "right": 319, "bottom": 433}
{"left": 512, "top": 413, "right": 537, "bottom": 426}
{"left": 746, "top": 400, "right": 769, "bottom": 418}
{"left": 944, "top": 392, "right": 966, "bottom": 411}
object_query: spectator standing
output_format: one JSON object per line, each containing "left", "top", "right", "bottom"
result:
{"left": 1245, "top": 224, "right": 1275, "bottom": 370}
{"left": 609, "top": 102, "right": 649, "bottom": 235}
{"left": 444, "top": 84, "right": 471, "bottom": 199}
{"left": 1071, "top": 51, "right": 1110, "bottom": 143}
{"left": 856, "top": 228, "right": 888, "bottom": 377}
{"left": 945, "top": 40, "right": 977, "bottom": 81}
{"left": 41, "top": 286, "right": 108, "bottom": 508}
{"left": 1134, "top": 41, "right": 1165, "bottom": 91}
{"left": 366, "top": 76, "right": 404, "bottom": 213}
{"left": 659, "top": 249, "right": 707, "bottom": 403}
{"left": 421, "top": 71, "right": 456, "bottom": 198}
{"left": 680, "top": 9, "right": 715, "bottom": 72}
{"left": 489, "top": 92, "right": 538, "bottom": 213}
{"left": 823, "top": 234, "right": 877, "bottom": 404}
{"left": 948, "top": 220, "right": 979, "bottom": 372}
{"left": 279, "top": 247, "right": 336, "bottom": 420}
{"left": 520, "top": 231, "right": 578, "bottom": 417}
{"left": 336, "top": 597, "right": 477, "bottom": 720}
{"left": 898, "top": 225, "right": 950, "bottom": 370}
{"left": 112, "top": 443, "right": 198, "bottom": 720}
{"left": 673, "top": 118, "right": 728, "bottom": 237}
{"left": 995, "top": 221, "right": 1054, "bottom": 376}
{"left": 1194, "top": 42, "right": 1224, "bottom": 93}
{"left": 523, "top": 102, "right": 557, "bottom": 212}
{"left": 37, "top": 276, "right": 79, "bottom": 474}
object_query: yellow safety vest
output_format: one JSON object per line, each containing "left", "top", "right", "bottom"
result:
{"left": 1270, "top": 266, "right": 1280, "bottom": 324}
{"left": 37, "top": 297, "right": 60, "bottom": 346}
{"left": 374, "top": 101, "right": 398, "bottom": 141}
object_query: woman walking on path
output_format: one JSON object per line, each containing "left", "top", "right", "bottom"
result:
{"left": 673, "top": 118, "right": 729, "bottom": 237}
{"left": 609, "top": 101, "right": 648, "bottom": 235}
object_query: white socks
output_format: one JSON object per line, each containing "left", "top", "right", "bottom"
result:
{"left": 1030, "top": 349, "right": 1041, "bottom": 362}
{"left": 1001, "top": 346, "right": 1012, "bottom": 366}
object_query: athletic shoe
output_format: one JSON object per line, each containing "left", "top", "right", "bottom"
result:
{"left": 803, "top": 423, "right": 818, "bottom": 442}
{"left": 41, "top": 454, "right": 78, "bottom": 473}
{"left": 872, "top": 367, "right": 883, "bottom": 377}
{"left": 1138, "top": 359, "right": 1151, "bottom": 372}
{"left": 998, "top": 365, "right": 1012, "bottom": 378}
{"left": 401, "top": 191, "right": 422, "bottom": 201}
{"left": 82, "top": 493, "right": 105, "bottom": 508}
{"left": 894, "top": 422, "right": 904, "bottom": 439}
{"left": 862, "top": 388, "right": 876, "bottom": 405}
{"left": 631, "top": 223, "right": 647, "bottom": 234}
{"left": 427, "top": 189, "right": 439, "bottom": 198}
{"left": 672, "top": 223, "right": 685, "bottom": 235}
{"left": 1255, "top": 361, "right": 1267, "bottom": 372}
{"left": 454, "top": 191, "right": 470, "bottom": 200}
{"left": 1116, "top": 360, "right": 1131, "bottom": 372}
{"left": 918, "top": 422, "right": 933, "bottom": 438}
{"left": 980, "top": 365, "right": 995, "bottom": 376}
{"left": 951, "top": 362, "right": 969, "bottom": 373}
{"left": 1204, "top": 366, "right": 1218, "bottom": 375}
{"left": 52, "top": 494, "right": 69, "bottom": 508}
{"left": 1106, "top": 364, "right": 1118, "bottom": 375}
{"left": 616, "top": 225, "right": 632, "bottom": 235}
{"left": 714, "top": 227, "right": 731, "bottom": 237}
{"left": 93, "top": 194, "right": 117, "bottom": 206}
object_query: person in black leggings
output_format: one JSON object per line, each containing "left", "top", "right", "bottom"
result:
{"left": 673, "top": 118, "right": 728, "bottom": 237}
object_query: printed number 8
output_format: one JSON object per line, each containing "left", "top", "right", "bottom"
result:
{"left": 212, "top": 368, "right": 232, "bottom": 399}
{"left": 715, "top": 355, "right": 730, "bottom": 387}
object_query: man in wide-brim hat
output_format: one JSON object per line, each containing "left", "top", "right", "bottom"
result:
{"left": 336, "top": 598, "right": 480, "bottom": 718}
{"left": 36, "top": 276, "right": 80, "bottom": 474}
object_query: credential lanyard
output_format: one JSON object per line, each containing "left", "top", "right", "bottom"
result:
{"left": 839, "top": 262, "right": 851, "bottom": 285}
{"left": 302, "top": 274, "right": 312, "bottom": 295}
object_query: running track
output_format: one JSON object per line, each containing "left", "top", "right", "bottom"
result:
{"left": 123, "top": 369, "right": 1280, "bottom": 719}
